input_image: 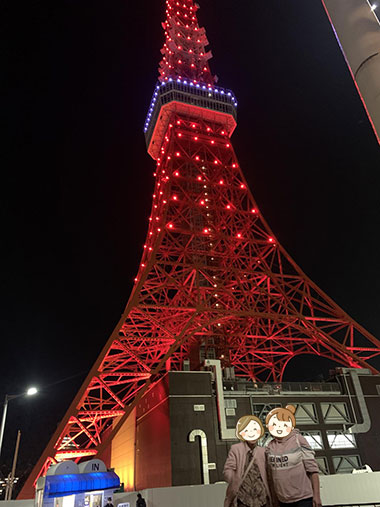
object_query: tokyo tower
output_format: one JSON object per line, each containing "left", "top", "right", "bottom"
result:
{"left": 20, "top": 0, "right": 380, "bottom": 498}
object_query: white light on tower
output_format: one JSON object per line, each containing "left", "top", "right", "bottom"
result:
{"left": 27, "top": 387, "right": 38, "bottom": 396}
{"left": 371, "top": 4, "right": 377, "bottom": 11}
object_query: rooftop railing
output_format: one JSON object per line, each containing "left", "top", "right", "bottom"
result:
{"left": 223, "top": 380, "right": 341, "bottom": 394}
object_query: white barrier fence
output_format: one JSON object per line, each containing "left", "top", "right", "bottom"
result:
{"left": 1, "top": 472, "right": 380, "bottom": 507}
{"left": 113, "top": 472, "right": 380, "bottom": 507}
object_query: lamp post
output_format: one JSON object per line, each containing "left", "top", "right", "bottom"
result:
{"left": 0, "top": 387, "right": 38, "bottom": 459}
{"left": 5, "top": 429, "right": 21, "bottom": 500}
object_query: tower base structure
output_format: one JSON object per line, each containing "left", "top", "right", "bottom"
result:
{"left": 110, "top": 362, "right": 380, "bottom": 490}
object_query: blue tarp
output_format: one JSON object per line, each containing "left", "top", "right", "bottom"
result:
{"left": 44, "top": 471, "right": 120, "bottom": 497}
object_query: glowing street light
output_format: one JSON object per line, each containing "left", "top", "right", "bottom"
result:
{"left": 0, "top": 387, "right": 38, "bottom": 458}
{"left": 371, "top": 3, "right": 377, "bottom": 11}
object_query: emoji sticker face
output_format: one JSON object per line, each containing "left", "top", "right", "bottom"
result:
{"left": 239, "top": 420, "right": 262, "bottom": 441}
{"left": 265, "top": 405, "right": 296, "bottom": 439}
{"left": 236, "top": 415, "right": 264, "bottom": 442}
{"left": 267, "top": 414, "right": 293, "bottom": 438}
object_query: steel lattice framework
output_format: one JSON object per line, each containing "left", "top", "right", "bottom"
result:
{"left": 19, "top": 0, "right": 380, "bottom": 499}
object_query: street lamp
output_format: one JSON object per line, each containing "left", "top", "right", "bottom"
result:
{"left": 0, "top": 387, "right": 38, "bottom": 458}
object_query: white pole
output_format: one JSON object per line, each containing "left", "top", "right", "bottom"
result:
{"left": 0, "top": 395, "right": 9, "bottom": 459}
{"left": 322, "top": 0, "right": 380, "bottom": 144}
{"left": 4, "top": 473, "right": 12, "bottom": 501}
{"left": 6, "top": 430, "right": 21, "bottom": 500}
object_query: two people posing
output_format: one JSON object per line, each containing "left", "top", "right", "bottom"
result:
{"left": 223, "top": 405, "right": 322, "bottom": 507}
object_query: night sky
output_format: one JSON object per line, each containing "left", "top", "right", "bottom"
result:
{"left": 2, "top": 0, "right": 380, "bottom": 487}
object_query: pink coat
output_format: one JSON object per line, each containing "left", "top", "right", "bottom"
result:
{"left": 223, "top": 442, "right": 271, "bottom": 507}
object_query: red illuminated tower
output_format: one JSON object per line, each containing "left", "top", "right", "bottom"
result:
{"left": 19, "top": 0, "right": 380, "bottom": 498}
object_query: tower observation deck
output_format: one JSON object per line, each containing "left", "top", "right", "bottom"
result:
{"left": 144, "top": 80, "right": 237, "bottom": 160}
{"left": 19, "top": 0, "right": 380, "bottom": 499}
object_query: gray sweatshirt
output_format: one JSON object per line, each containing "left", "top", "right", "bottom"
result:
{"left": 266, "top": 429, "right": 319, "bottom": 503}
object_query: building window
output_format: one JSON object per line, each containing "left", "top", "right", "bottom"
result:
{"left": 333, "top": 455, "right": 361, "bottom": 473}
{"left": 315, "top": 457, "right": 329, "bottom": 475}
{"left": 321, "top": 402, "right": 351, "bottom": 424}
{"left": 327, "top": 431, "right": 356, "bottom": 449}
{"left": 251, "top": 403, "right": 281, "bottom": 421}
{"left": 294, "top": 403, "right": 318, "bottom": 424}
{"left": 302, "top": 431, "right": 323, "bottom": 449}
{"left": 225, "top": 399, "right": 237, "bottom": 409}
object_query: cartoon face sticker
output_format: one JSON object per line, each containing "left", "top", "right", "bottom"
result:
{"left": 265, "top": 405, "right": 296, "bottom": 439}
{"left": 236, "top": 415, "right": 264, "bottom": 442}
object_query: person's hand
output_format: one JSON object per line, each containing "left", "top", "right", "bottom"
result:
{"left": 313, "top": 494, "right": 322, "bottom": 507}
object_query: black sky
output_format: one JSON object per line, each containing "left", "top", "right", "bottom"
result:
{"left": 1, "top": 0, "right": 380, "bottom": 482}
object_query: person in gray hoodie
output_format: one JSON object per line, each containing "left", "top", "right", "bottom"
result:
{"left": 265, "top": 405, "right": 322, "bottom": 507}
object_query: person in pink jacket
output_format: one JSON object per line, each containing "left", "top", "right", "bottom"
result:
{"left": 223, "top": 415, "right": 272, "bottom": 507}
{"left": 265, "top": 405, "right": 322, "bottom": 507}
